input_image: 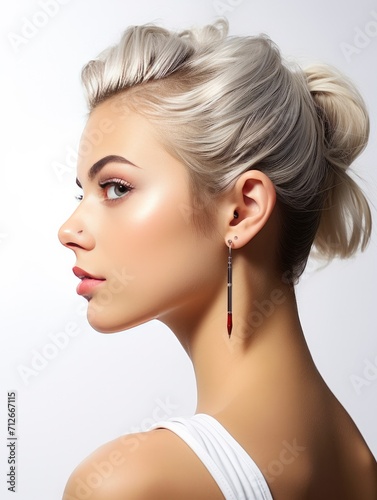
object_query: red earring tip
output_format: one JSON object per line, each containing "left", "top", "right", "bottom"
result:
{"left": 227, "top": 313, "right": 232, "bottom": 338}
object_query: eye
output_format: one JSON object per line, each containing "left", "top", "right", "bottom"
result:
{"left": 99, "top": 179, "right": 134, "bottom": 201}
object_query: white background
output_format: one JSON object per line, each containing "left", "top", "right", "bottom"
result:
{"left": 1, "top": 0, "right": 376, "bottom": 498}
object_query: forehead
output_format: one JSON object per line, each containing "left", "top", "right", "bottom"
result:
{"left": 79, "top": 99, "right": 153, "bottom": 157}
{"left": 76, "top": 97, "right": 189, "bottom": 184}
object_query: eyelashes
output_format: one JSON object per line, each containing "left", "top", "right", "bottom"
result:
{"left": 99, "top": 178, "right": 134, "bottom": 201}
{"left": 75, "top": 178, "right": 134, "bottom": 203}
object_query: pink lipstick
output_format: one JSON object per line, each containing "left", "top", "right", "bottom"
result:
{"left": 73, "top": 266, "right": 106, "bottom": 296}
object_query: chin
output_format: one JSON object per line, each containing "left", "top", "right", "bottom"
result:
{"left": 89, "top": 323, "right": 123, "bottom": 334}
{"left": 87, "top": 314, "right": 129, "bottom": 334}
{"left": 86, "top": 307, "right": 150, "bottom": 334}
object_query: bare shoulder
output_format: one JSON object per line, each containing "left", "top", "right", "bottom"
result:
{"left": 62, "top": 428, "right": 223, "bottom": 500}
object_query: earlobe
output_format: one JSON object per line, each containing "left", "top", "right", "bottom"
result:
{"left": 225, "top": 170, "right": 276, "bottom": 248}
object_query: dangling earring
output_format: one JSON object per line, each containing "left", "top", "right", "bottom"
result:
{"left": 227, "top": 235, "right": 238, "bottom": 339}
{"left": 227, "top": 240, "right": 233, "bottom": 338}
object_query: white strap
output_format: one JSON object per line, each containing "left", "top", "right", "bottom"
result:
{"left": 149, "top": 413, "right": 273, "bottom": 500}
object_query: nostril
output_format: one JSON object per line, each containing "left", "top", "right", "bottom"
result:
{"left": 58, "top": 225, "right": 83, "bottom": 247}
{"left": 58, "top": 223, "right": 94, "bottom": 251}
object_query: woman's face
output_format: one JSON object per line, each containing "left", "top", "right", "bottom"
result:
{"left": 58, "top": 99, "right": 225, "bottom": 334}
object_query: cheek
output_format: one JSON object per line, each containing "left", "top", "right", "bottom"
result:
{"left": 100, "top": 186, "right": 196, "bottom": 283}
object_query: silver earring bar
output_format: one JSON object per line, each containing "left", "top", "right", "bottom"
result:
{"left": 227, "top": 240, "right": 233, "bottom": 338}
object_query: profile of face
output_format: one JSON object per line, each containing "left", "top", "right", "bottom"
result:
{"left": 58, "top": 99, "right": 225, "bottom": 334}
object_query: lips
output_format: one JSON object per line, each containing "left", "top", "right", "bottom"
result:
{"left": 73, "top": 266, "right": 106, "bottom": 297}
{"left": 73, "top": 266, "right": 105, "bottom": 280}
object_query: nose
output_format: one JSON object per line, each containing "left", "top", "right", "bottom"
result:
{"left": 58, "top": 210, "right": 95, "bottom": 251}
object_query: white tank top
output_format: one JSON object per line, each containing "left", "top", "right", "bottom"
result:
{"left": 149, "top": 413, "right": 273, "bottom": 500}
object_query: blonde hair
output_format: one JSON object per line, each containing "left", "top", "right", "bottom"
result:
{"left": 81, "top": 20, "right": 371, "bottom": 283}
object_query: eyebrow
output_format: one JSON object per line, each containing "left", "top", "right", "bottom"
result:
{"left": 76, "top": 155, "right": 138, "bottom": 188}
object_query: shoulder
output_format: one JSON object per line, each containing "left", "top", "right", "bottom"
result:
{"left": 62, "top": 428, "right": 223, "bottom": 500}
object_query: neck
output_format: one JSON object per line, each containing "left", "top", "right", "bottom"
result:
{"left": 160, "top": 259, "right": 319, "bottom": 416}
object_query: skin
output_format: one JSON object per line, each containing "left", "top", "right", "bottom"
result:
{"left": 59, "top": 98, "right": 377, "bottom": 499}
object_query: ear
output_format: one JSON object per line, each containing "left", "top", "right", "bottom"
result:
{"left": 224, "top": 170, "right": 276, "bottom": 248}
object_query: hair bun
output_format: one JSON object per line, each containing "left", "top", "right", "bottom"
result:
{"left": 304, "top": 64, "right": 371, "bottom": 258}
{"left": 304, "top": 64, "right": 369, "bottom": 170}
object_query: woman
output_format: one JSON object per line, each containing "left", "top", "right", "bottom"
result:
{"left": 59, "top": 20, "right": 377, "bottom": 499}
